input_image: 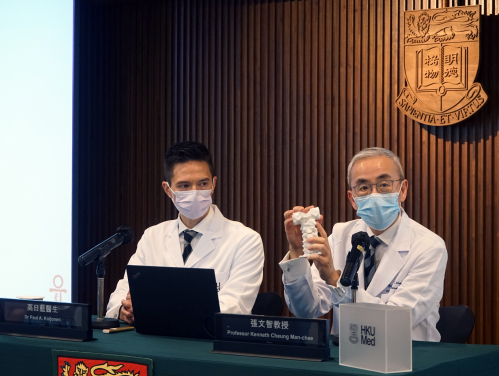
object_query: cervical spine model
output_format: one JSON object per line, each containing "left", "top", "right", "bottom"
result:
{"left": 292, "top": 207, "right": 321, "bottom": 257}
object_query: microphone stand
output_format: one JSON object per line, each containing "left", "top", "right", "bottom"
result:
{"left": 333, "top": 272, "right": 360, "bottom": 347}
{"left": 91, "top": 249, "right": 120, "bottom": 329}
{"left": 351, "top": 272, "right": 359, "bottom": 303}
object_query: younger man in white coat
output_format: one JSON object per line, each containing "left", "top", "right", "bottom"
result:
{"left": 280, "top": 147, "right": 447, "bottom": 341}
{"left": 106, "top": 141, "right": 265, "bottom": 324}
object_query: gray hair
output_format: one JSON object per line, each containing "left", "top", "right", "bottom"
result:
{"left": 347, "top": 147, "right": 405, "bottom": 187}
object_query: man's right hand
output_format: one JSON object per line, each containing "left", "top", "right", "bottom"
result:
{"left": 283, "top": 206, "right": 323, "bottom": 260}
{"left": 119, "top": 291, "right": 135, "bottom": 325}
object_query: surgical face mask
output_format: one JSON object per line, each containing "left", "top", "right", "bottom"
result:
{"left": 167, "top": 182, "right": 213, "bottom": 220}
{"left": 354, "top": 185, "right": 402, "bottom": 231}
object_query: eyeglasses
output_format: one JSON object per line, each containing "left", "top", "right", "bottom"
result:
{"left": 351, "top": 179, "right": 404, "bottom": 197}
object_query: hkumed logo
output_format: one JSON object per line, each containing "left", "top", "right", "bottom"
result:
{"left": 349, "top": 323, "right": 359, "bottom": 344}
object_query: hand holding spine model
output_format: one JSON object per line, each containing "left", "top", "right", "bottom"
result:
{"left": 292, "top": 207, "right": 321, "bottom": 257}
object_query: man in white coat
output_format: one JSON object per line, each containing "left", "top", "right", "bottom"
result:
{"left": 106, "top": 141, "right": 265, "bottom": 324}
{"left": 280, "top": 147, "right": 447, "bottom": 341}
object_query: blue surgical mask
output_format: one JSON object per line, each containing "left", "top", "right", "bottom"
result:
{"left": 354, "top": 186, "right": 402, "bottom": 231}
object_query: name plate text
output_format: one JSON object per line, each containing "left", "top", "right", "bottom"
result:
{"left": 0, "top": 298, "right": 93, "bottom": 341}
{"left": 213, "top": 313, "right": 330, "bottom": 361}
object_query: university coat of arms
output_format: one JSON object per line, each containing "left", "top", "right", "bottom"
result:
{"left": 396, "top": 5, "right": 487, "bottom": 126}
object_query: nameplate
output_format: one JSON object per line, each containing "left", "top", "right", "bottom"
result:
{"left": 0, "top": 298, "right": 93, "bottom": 341}
{"left": 212, "top": 313, "right": 330, "bottom": 361}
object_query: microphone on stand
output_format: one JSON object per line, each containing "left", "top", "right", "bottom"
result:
{"left": 78, "top": 226, "right": 134, "bottom": 266}
{"left": 340, "top": 231, "right": 370, "bottom": 287}
{"left": 78, "top": 226, "right": 134, "bottom": 329}
{"left": 332, "top": 231, "right": 370, "bottom": 347}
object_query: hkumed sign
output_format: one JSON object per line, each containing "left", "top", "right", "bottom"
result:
{"left": 396, "top": 5, "right": 487, "bottom": 126}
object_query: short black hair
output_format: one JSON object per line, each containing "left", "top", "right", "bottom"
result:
{"left": 163, "top": 141, "right": 215, "bottom": 184}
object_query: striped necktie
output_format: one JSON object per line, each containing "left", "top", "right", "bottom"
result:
{"left": 182, "top": 230, "right": 198, "bottom": 263}
{"left": 364, "top": 236, "right": 380, "bottom": 289}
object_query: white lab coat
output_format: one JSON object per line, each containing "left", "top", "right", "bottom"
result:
{"left": 282, "top": 211, "right": 447, "bottom": 341}
{"left": 106, "top": 205, "right": 264, "bottom": 319}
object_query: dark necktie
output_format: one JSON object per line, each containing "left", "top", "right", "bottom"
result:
{"left": 364, "top": 236, "right": 380, "bottom": 289}
{"left": 182, "top": 230, "right": 198, "bottom": 263}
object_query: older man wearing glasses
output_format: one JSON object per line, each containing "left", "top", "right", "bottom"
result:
{"left": 280, "top": 147, "right": 448, "bottom": 342}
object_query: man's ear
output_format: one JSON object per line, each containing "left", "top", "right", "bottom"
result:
{"left": 211, "top": 176, "right": 217, "bottom": 194}
{"left": 347, "top": 190, "right": 358, "bottom": 211}
{"left": 399, "top": 179, "right": 408, "bottom": 204}
{"left": 162, "top": 181, "right": 173, "bottom": 199}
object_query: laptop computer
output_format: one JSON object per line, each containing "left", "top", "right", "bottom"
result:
{"left": 127, "top": 265, "right": 221, "bottom": 339}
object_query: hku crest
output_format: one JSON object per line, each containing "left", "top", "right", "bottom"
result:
{"left": 396, "top": 5, "right": 487, "bottom": 126}
{"left": 349, "top": 323, "right": 359, "bottom": 344}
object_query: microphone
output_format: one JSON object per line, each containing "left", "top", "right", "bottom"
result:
{"left": 78, "top": 226, "right": 134, "bottom": 266}
{"left": 340, "top": 231, "right": 370, "bottom": 287}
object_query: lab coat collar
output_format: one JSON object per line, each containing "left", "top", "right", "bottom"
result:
{"left": 184, "top": 205, "right": 224, "bottom": 267}
{"left": 346, "top": 210, "right": 412, "bottom": 297}
{"left": 366, "top": 213, "right": 402, "bottom": 247}
{"left": 383, "top": 209, "right": 411, "bottom": 253}
{"left": 365, "top": 210, "right": 412, "bottom": 297}
{"left": 166, "top": 205, "right": 224, "bottom": 267}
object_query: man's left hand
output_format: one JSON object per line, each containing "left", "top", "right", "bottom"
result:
{"left": 306, "top": 222, "right": 341, "bottom": 286}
